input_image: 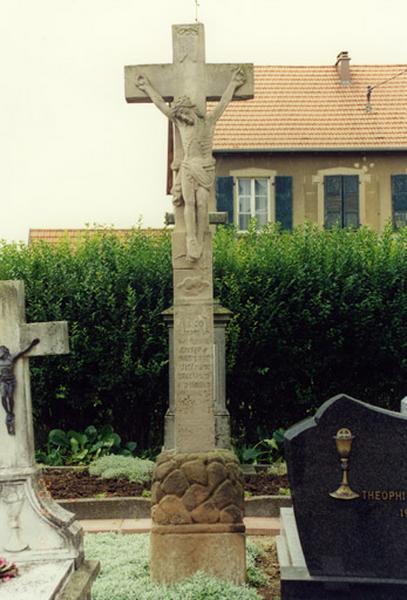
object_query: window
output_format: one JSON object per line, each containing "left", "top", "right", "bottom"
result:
{"left": 324, "top": 175, "right": 359, "bottom": 228}
{"left": 392, "top": 175, "right": 407, "bottom": 228}
{"left": 216, "top": 174, "right": 293, "bottom": 231}
{"left": 237, "top": 177, "right": 269, "bottom": 231}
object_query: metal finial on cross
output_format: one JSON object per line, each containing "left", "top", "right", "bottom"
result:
{"left": 194, "top": 0, "right": 200, "bottom": 22}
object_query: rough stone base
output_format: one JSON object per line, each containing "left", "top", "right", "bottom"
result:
{"left": 150, "top": 528, "right": 246, "bottom": 584}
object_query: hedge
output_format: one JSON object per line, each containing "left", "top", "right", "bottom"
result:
{"left": 0, "top": 224, "right": 405, "bottom": 449}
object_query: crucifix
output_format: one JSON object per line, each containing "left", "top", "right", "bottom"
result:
{"left": 125, "top": 23, "right": 253, "bottom": 262}
{"left": 125, "top": 23, "right": 254, "bottom": 451}
{"left": 0, "top": 280, "right": 69, "bottom": 471}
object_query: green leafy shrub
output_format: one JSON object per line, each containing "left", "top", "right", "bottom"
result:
{"left": 88, "top": 455, "right": 154, "bottom": 483}
{"left": 0, "top": 224, "right": 405, "bottom": 448}
{"left": 0, "top": 228, "right": 172, "bottom": 450}
{"left": 84, "top": 532, "right": 262, "bottom": 599}
{"left": 214, "top": 223, "right": 407, "bottom": 441}
{"left": 36, "top": 425, "right": 137, "bottom": 466}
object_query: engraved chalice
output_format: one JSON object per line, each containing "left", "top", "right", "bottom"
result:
{"left": 1, "top": 485, "right": 29, "bottom": 552}
{"left": 329, "top": 428, "right": 360, "bottom": 500}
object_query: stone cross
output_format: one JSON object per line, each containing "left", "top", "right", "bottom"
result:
{"left": 126, "top": 23, "right": 253, "bottom": 584}
{"left": 0, "top": 280, "right": 69, "bottom": 471}
{"left": 125, "top": 23, "right": 253, "bottom": 113}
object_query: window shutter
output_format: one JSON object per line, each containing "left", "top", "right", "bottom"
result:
{"left": 216, "top": 176, "right": 234, "bottom": 225}
{"left": 392, "top": 175, "right": 407, "bottom": 228}
{"left": 324, "top": 175, "right": 342, "bottom": 228}
{"left": 275, "top": 176, "right": 293, "bottom": 230}
{"left": 343, "top": 175, "right": 359, "bottom": 227}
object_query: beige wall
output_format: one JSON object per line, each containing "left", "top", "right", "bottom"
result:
{"left": 215, "top": 151, "right": 407, "bottom": 231}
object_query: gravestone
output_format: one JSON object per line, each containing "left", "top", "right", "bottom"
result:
{"left": 125, "top": 23, "right": 253, "bottom": 584}
{"left": 0, "top": 280, "right": 99, "bottom": 599}
{"left": 278, "top": 394, "right": 407, "bottom": 600}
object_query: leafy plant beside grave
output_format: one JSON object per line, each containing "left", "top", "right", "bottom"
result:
{"left": 35, "top": 425, "right": 138, "bottom": 466}
{"left": 235, "top": 428, "right": 286, "bottom": 466}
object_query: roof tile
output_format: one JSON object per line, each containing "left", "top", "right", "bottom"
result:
{"left": 213, "top": 64, "right": 407, "bottom": 150}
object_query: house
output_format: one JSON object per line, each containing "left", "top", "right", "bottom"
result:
{"left": 213, "top": 53, "right": 407, "bottom": 231}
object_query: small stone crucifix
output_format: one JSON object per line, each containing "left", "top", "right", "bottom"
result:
{"left": 0, "top": 280, "right": 69, "bottom": 470}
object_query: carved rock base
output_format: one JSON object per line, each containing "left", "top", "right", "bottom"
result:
{"left": 150, "top": 449, "right": 246, "bottom": 584}
{"left": 151, "top": 449, "right": 245, "bottom": 526}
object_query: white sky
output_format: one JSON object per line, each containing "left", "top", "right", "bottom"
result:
{"left": 1, "top": 0, "right": 407, "bottom": 242}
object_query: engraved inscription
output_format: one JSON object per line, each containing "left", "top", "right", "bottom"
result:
{"left": 360, "top": 489, "right": 407, "bottom": 518}
{"left": 361, "top": 490, "right": 406, "bottom": 502}
{"left": 179, "top": 314, "right": 209, "bottom": 335}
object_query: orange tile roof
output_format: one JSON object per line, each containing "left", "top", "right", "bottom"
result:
{"left": 28, "top": 228, "right": 165, "bottom": 245}
{"left": 213, "top": 64, "right": 407, "bottom": 151}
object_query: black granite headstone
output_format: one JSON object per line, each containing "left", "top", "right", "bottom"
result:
{"left": 278, "top": 394, "right": 407, "bottom": 600}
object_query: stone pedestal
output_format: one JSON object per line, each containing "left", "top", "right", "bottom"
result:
{"left": 150, "top": 229, "right": 246, "bottom": 584}
{"left": 150, "top": 449, "right": 246, "bottom": 584}
{"left": 150, "top": 528, "right": 246, "bottom": 585}
{"left": 162, "top": 302, "right": 232, "bottom": 450}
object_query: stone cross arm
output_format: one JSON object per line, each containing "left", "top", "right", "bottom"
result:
{"left": 125, "top": 63, "right": 254, "bottom": 104}
{"left": 21, "top": 322, "right": 69, "bottom": 356}
{"left": 0, "top": 281, "right": 69, "bottom": 357}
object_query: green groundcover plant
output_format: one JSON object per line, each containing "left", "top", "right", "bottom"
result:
{"left": 88, "top": 455, "right": 155, "bottom": 483}
{"left": 84, "top": 532, "right": 265, "bottom": 600}
{"left": 0, "top": 224, "right": 405, "bottom": 449}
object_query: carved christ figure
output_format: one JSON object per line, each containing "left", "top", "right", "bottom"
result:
{"left": 0, "top": 339, "right": 40, "bottom": 435}
{"left": 136, "top": 68, "right": 246, "bottom": 261}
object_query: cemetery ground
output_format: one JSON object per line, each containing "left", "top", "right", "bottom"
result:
{"left": 43, "top": 466, "right": 289, "bottom": 499}
{"left": 39, "top": 458, "right": 284, "bottom": 597}
{"left": 84, "top": 532, "right": 281, "bottom": 600}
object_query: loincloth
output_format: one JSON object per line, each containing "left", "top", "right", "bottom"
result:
{"left": 171, "top": 158, "right": 215, "bottom": 205}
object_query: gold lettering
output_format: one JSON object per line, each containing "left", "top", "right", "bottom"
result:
{"left": 361, "top": 490, "right": 407, "bottom": 502}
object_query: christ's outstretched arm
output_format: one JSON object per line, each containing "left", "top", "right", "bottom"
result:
{"left": 209, "top": 67, "right": 247, "bottom": 122}
{"left": 12, "top": 338, "right": 40, "bottom": 363}
{"left": 136, "top": 75, "right": 172, "bottom": 119}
